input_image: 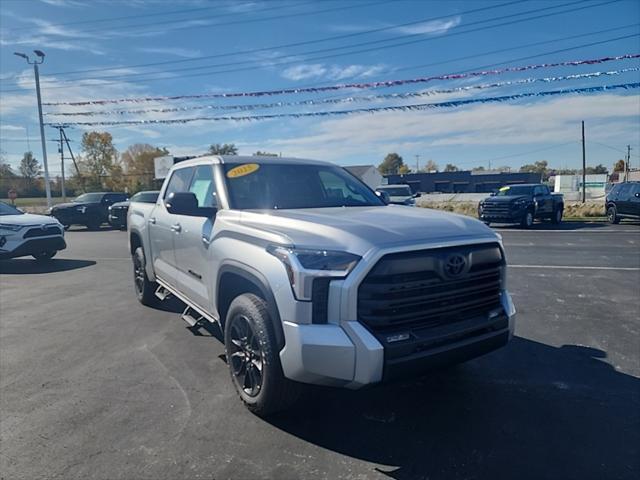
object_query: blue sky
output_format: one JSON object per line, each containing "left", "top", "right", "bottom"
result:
{"left": 1, "top": 0, "right": 639, "bottom": 176}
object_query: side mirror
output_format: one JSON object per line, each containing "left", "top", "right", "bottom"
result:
{"left": 490, "top": 192, "right": 497, "bottom": 197}
{"left": 165, "top": 192, "right": 216, "bottom": 217}
{"left": 413, "top": 192, "right": 422, "bottom": 198}
{"left": 376, "top": 191, "right": 390, "bottom": 205}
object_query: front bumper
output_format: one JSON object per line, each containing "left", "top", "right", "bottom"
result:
{"left": 108, "top": 214, "right": 127, "bottom": 228}
{"left": 0, "top": 236, "right": 67, "bottom": 260}
{"left": 279, "top": 289, "right": 516, "bottom": 388}
{"left": 479, "top": 205, "right": 526, "bottom": 223}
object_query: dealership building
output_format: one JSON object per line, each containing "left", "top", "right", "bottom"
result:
{"left": 383, "top": 170, "right": 542, "bottom": 193}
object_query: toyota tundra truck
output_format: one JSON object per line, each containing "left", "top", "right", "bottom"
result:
{"left": 128, "top": 155, "right": 516, "bottom": 416}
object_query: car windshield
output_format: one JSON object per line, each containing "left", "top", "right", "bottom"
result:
{"left": 377, "top": 186, "right": 412, "bottom": 196}
{"left": 131, "top": 192, "right": 159, "bottom": 203}
{"left": 495, "top": 186, "right": 535, "bottom": 197}
{"left": 0, "top": 202, "right": 23, "bottom": 216}
{"left": 73, "top": 193, "right": 104, "bottom": 203}
{"left": 223, "top": 163, "right": 384, "bottom": 209}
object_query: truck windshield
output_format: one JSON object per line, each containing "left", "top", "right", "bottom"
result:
{"left": 223, "top": 163, "right": 384, "bottom": 210}
{"left": 377, "top": 186, "right": 412, "bottom": 196}
{"left": 495, "top": 186, "right": 535, "bottom": 197}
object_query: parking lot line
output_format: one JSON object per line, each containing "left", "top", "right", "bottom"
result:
{"left": 509, "top": 264, "right": 640, "bottom": 271}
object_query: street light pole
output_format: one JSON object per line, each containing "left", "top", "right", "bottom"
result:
{"left": 14, "top": 50, "right": 52, "bottom": 208}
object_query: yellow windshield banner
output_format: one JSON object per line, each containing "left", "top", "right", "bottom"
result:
{"left": 227, "top": 163, "right": 260, "bottom": 178}
{"left": 499, "top": 186, "right": 510, "bottom": 191}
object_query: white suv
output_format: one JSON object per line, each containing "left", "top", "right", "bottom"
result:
{"left": 0, "top": 201, "right": 66, "bottom": 261}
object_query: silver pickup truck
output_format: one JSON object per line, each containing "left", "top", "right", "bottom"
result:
{"left": 128, "top": 155, "right": 516, "bottom": 416}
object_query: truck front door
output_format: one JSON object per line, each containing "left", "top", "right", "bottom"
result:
{"left": 173, "top": 164, "right": 219, "bottom": 313}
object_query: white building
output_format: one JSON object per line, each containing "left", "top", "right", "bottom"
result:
{"left": 343, "top": 165, "right": 383, "bottom": 189}
{"left": 554, "top": 174, "right": 607, "bottom": 200}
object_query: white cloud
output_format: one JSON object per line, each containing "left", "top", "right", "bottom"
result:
{"left": 394, "top": 17, "right": 461, "bottom": 36}
{"left": 281, "top": 63, "right": 386, "bottom": 81}
{"left": 136, "top": 47, "right": 202, "bottom": 58}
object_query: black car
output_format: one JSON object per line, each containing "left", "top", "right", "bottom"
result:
{"left": 606, "top": 181, "right": 640, "bottom": 224}
{"left": 49, "top": 192, "right": 128, "bottom": 230}
{"left": 478, "top": 183, "right": 564, "bottom": 228}
{"left": 108, "top": 191, "right": 160, "bottom": 229}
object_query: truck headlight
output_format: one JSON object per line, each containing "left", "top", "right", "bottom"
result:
{"left": 0, "top": 224, "right": 23, "bottom": 232}
{"left": 267, "top": 245, "right": 360, "bottom": 301}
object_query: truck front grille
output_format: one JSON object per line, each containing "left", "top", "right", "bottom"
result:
{"left": 480, "top": 201, "right": 512, "bottom": 216}
{"left": 357, "top": 244, "right": 503, "bottom": 333}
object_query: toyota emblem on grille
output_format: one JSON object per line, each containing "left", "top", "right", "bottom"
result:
{"left": 444, "top": 254, "right": 467, "bottom": 278}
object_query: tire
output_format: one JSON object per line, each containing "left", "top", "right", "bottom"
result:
{"left": 132, "top": 246, "right": 157, "bottom": 306}
{"left": 551, "top": 207, "right": 563, "bottom": 225}
{"left": 607, "top": 206, "right": 620, "bottom": 224}
{"left": 33, "top": 251, "right": 57, "bottom": 261}
{"left": 224, "top": 293, "right": 301, "bottom": 416}
{"left": 520, "top": 210, "right": 534, "bottom": 228}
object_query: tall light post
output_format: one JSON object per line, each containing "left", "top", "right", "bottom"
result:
{"left": 14, "top": 50, "right": 52, "bottom": 208}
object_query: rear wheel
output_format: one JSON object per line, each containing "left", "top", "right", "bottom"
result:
{"left": 133, "top": 246, "right": 157, "bottom": 306}
{"left": 224, "top": 293, "right": 301, "bottom": 416}
{"left": 32, "top": 251, "right": 56, "bottom": 261}
{"left": 607, "top": 206, "right": 620, "bottom": 224}
{"left": 551, "top": 207, "right": 563, "bottom": 224}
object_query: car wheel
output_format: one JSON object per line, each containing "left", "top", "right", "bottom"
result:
{"left": 520, "top": 210, "right": 534, "bottom": 228}
{"left": 551, "top": 208, "right": 563, "bottom": 224}
{"left": 607, "top": 206, "right": 619, "bottom": 224}
{"left": 32, "top": 251, "right": 57, "bottom": 261}
{"left": 224, "top": 293, "right": 301, "bottom": 417}
{"left": 133, "top": 246, "right": 157, "bottom": 306}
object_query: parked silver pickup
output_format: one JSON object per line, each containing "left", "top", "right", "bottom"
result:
{"left": 128, "top": 155, "right": 516, "bottom": 416}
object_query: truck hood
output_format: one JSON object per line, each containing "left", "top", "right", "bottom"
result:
{"left": 0, "top": 213, "right": 62, "bottom": 227}
{"left": 484, "top": 195, "right": 528, "bottom": 203}
{"left": 239, "top": 205, "right": 498, "bottom": 255}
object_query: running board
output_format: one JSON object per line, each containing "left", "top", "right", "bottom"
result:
{"left": 154, "top": 285, "right": 172, "bottom": 301}
{"left": 181, "top": 306, "right": 204, "bottom": 328}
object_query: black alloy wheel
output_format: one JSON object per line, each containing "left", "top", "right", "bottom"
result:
{"left": 228, "top": 314, "right": 264, "bottom": 398}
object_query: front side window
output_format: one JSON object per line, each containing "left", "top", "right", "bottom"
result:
{"left": 164, "top": 167, "right": 194, "bottom": 199}
{"left": 188, "top": 165, "right": 217, "bottom": 208}
{"left": 223, "top": 163, "right": 383, "bottom": 210}
{"left": 73, "top": 193, "right": 104, "bottom": 203}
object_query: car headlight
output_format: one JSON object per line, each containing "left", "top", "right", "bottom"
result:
{"left": 76, "top": 206, "right": 87, "bottom": 213}
{"left": 0, "top": 224, "right": 23, "bottom": 232}
{"left": 267, "top": 245, "right": 361, "bottom": 301}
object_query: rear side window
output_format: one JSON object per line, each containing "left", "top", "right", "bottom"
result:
{"left": 164, "top": 167, "right": 194, "bottom": 199}
{"left": 188, "top": 165, "right": 217, "bottom": 207}
{"left": 630, "top": 184, "right": 640, "bottom": 196}
{"left": 617, "top": 184, "right": 631, "bottom": 198}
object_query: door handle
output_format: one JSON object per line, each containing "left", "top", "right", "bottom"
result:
{"left": 148, "top": 217, "right": 156, "bottom": 224}
{"left": 201, "top": 236, "right": 211, "bottom": 246}
{"left": 171, "top": 223, "right": 182, "bottom": 233}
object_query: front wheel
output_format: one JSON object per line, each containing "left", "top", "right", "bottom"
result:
{"left": 133, "top": 246, "right": 157, "bottom": 306}
{"left": 520, "top": 210, "right": 534, "bottom": 228}
{"left": 33, "top": 251, "right": 57, "bottom": 261}
{"left": 607, "top": 206, "right": 620, "bottom": 224}
{"left": 224, "top": 293, "right": 301, "bottom": 417}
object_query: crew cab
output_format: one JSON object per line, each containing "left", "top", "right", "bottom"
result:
{"left": 0, "top": 201, "right": 66, "bottom": 261}
{"left": 478, "top": 183, "right": 564, "bottom": 228}
{"left": 49, "top": 192, "right": 128, "bottom": 230}
{"left": 605, "top": 181, "right": 640, "bottom": 224}
{"left": 375, "top": 184, "right": 421, "bottom": 206}
{"left": 128, "top": 156, "right": 516, "bottom": 416}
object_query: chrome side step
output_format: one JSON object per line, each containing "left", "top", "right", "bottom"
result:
{"left": 154, "top": 285, "right": 172, "bottom": 301}
{"left": 181, "top": 306, "right": 204, "bottom": 328}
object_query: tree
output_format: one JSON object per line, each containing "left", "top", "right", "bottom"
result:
{"left": 585, "top": 164, "right": 608, "bottom": 175}
{"left": 253, "top": 151, "right": 279, "bottom": 157}
{"left": 472, "top": 166, "right": 486, "bottom": 172}
{"left": 422, "top": 159, "right": 438, "bottom": 173}
{"left": 209, "top": 143, "right": 238, "bottom": 155}
{"left": 443, "top": 163, "right": 459, "bottom": 172}
{"left": 121, "top": 143, "right": 168, "bottom": 191}
{"left": 519, "top": 160, "right": 550, "bottom": 180}
{"left": 613, "top": 159, "right": 626, "bottom": 172}
{"left": 0, "top": 163, "right": 15, "bottom": 177}
{"left": 495, "top": 165, "right": 512, "bottom": 172}
{"left": 398, "top": 164, "right": 412, "bottom": 174}
{"left": 80, "top": 131, "right": 119, "bottom": 190}
{"left": 378, "top": 153, "right": 405, "bottom": 175}
{"left": 19, "top": 151, "right": 41, "bottom": 180}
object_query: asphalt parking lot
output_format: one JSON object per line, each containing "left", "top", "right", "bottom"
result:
{"left": 1, "top": 222, "right": 639, "bottom": 480}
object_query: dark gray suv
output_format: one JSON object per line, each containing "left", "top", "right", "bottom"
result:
{"left": 606, "top": 182, "right": 640, "bottom": 224}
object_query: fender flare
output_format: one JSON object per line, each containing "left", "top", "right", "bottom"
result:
{"left": 217, "top": 262, "right": 285, "bottom": 351}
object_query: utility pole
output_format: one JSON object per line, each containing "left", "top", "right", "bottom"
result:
{"left": 625, "top": 145, "right": 631, "bottom": 182}
{"left": 60, "top": 127, "right": 85, "bottom": 192}
{"left": 415, "top": 154, "right": 420, "bottom": 173}
{"left": 58, "top": 127, "right": 66, "bottom": 201}
{"left": 14, "top": 50, "right": 52, "bottom": 207}
{"left": 581, "top": 121, "right": 586, "bottom": 203}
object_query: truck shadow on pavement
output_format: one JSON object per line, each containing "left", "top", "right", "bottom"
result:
{"left": 495, "top": 221, "right": 610, "bottom": 231}
{"left": 0, "top": 258, "right": 96, "bottom": 274}
{"left": 267, "top": 337, "right": 639, "bottom": 480}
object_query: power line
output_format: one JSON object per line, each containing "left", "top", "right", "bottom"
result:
{"left": 6, "top": 0, "right": 605, "bottom": 89}
{"left": 32, "top": 0, "right": 526, "bottom": 78}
